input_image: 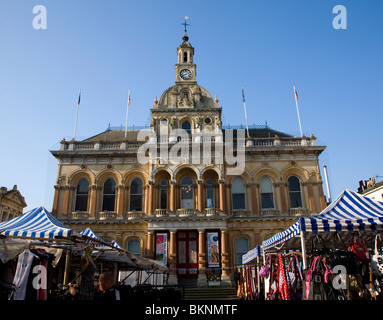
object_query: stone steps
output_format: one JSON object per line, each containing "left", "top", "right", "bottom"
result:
{"left": 178, "top": 285, "right": 237, "bottom": 301}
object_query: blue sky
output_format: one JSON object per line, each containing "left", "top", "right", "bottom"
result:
{"left": 0, "top": 0, "right": 382, "bottom": 211}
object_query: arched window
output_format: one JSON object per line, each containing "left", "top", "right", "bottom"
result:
{"left": 260, "top": 176, "right": 274, "bottom": 209}
{"left": 127, "top": 238, "right": 140, "bottom": 256}
{"left": 206, "top": 178, "right": 215, "bottom": 208}
{"left": 102, "top": 179, "right": 116, "bottom": 211}
{"left": 75, "top": 179, "right": 89, "bottom": 212}
{"left": 235, "top": 237, "right": 249, "bottom": 265}
{"left": 181, "top": 176, "right": 194, "bottom": 209}
{"left": 183, "top": 52, "right": 188, "bottom": 62}
{"left": 288, "top": 176, "right": 303, "bottom": 208}
{"left": 130, "top": 178, "right": 143, "bottom": 211}
{"left": 181, "top": 121, "right": 191, "bottom": 134}
{"left": 232, "top": 177, "right": 246, "bottom": 210}
{"left": 160, "top": 179, "right": 168, "bottom": 209}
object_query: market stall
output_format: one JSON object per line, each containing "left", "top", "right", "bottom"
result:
{"left": 260, "top": 189, "right": 383, "bottom": 300}
{"left": 0, "top": 207, "right": 168, "bottom": 300}
{"left": 0, "top": 206, "right": 80, "bottom": 299}
{"left": 235, "top": 245, "right": 263, "bottom": 300}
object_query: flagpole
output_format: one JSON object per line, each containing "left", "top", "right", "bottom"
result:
{"left": 73, "top": 89, "right": 81, "bottom": 140}
{"left": 124, "top": 88, "right": 130, "bottom": 139}
{"left": 294, "top": 85, "right": 303, "bottom": 137}
{"left": 242, "top": 86, "right": 250, "bottom": 138}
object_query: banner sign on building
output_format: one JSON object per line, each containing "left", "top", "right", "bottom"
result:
{"left": 156, "top": 233, "right": 168, "bottom": 265}
{"left": 207, "top": 232, "right": 220, "bottom": 267}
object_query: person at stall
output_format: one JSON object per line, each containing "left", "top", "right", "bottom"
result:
{"left": 95, "top": 271, "right": 120, "bottom": 301}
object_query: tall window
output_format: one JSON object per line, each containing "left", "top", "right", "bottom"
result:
{"left": 206, "top": 178, "right": 215, "bottom": 208}
{"left": 127, "top": 238, "right": 140, "bottom": 256}
{"left": 183, "top": 52, "right": 188, "bottom": 62}
{"left": 102, "top": 179, "right": 116, "bottom": 211}
{"left": 181, "top": 121, "right": 191, "bottom": 134}
{"left": 130, "top": 178, "right": 143, "bottom": 211}
{"left": 160, "top": 179, "right": 168, "bottom": 209}
{"left": 235, "top": 237, "right": 249, "bottom": 265}
{"left": 288, "top": 176, "right": 303, "bottom": 208}
{"left": 75, "top": 179, "right": 89, "bottom": 211}
{"left": 260, "top": 176, "right": 274, "bottom": 209}
{"left": 232, "top": 177, "right": 246, "bottom": 210}
{"left": 181, "top": 176, "right": 194, "bottom": 209}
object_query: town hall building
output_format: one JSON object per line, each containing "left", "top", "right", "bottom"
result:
{"left": 50, "top": 26, "right": 327, "bottom": 286}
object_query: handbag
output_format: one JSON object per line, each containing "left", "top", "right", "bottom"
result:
{"left": 303, "top": 255, "right": 345, "bottom": 300}
{"left": 259, "top": 255, "right": 271, "bottom": 278}
{"left": 287, "top": 254, "right": 303, "bottom": 300}
{"left": 326, "top": 232, "right": 359, "bottom": 275}
{"left": 348, "top": 233, "right": 371, "bottom": 263}
{"left": 371, "top": 234, "right": 383, "bottom": 277}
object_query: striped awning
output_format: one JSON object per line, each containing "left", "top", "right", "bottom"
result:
{"left": 242, "top": 245, "right": 262, "bottom": 264}
{"left": 262, "top": 189, "right": 383, "bottom": 251}
{"left": 0, "top": 206, "right": 73, "bottom": 240}
{"left": 80, "top": 228, "right": 123, "bottom": 250}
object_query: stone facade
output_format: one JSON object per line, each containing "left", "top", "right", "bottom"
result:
{"left": 0, "top": 185, "right": 27, "bottom": 222}
{"left": 50, "top": 30, "right": 326, "bottom": 286}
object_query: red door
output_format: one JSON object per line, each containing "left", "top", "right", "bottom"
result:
{"left": 176, "top": 231, "right": 198, "bottom": 278}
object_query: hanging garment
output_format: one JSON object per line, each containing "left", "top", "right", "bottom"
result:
{"left": 277, "top": 254, "right": 290, "bottom": 300}
{"left": 371, "top": 234, "right": 383, "bottom": 277}
{"left": 10, "top": 250, "right": 35, "bottom": 300}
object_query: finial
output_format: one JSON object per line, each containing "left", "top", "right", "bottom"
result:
{"left": 154, "top": 96, "right": 158, "bottom": 107}
{"left": 182, "top": 16, "right": 190, "bottom": 41}
{"left": 214, "top": 95, "right": 219, "bottom": 106}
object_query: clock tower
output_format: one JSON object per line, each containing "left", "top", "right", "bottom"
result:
{"left": 150, "top": 19, "right": 222, "bottom": 138}
{"left": 175, "top": 27, "right": 196, "bottom": 83}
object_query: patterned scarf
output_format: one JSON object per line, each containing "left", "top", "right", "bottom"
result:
{"left": 277, "top": 254, "right": 291, "bottom": 300}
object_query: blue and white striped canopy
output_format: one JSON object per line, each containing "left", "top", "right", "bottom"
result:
{"left": 242, "top": 245, "right": 262, "bottom": 264}
{"left": 262, "top": 189, "right": 383, "bottom": 251}
{"left": 0, "top": 206, "right": 73, "bottom": 240}
{"left": 80, "top": 228, "right": 123, "bottom": 250}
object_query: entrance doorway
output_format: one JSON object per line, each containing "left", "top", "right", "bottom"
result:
{"left": 176, "top": 230, "right": 198, "bottom": 279}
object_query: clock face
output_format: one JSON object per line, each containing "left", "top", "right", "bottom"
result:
{"left": 180, "top": 69, "right": 192, "bottom": 80}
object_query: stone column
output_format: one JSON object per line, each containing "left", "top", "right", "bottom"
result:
{"left": 220, "top": 229, "right": 231, "bottom": 286}
{"left": 306, "top": 182, "right": 316, "bottom": 213}
{"left": 145, "top": 231, "right": 154, "bottom": 259}
{"left": 117, "top": 185, "right": 125, "bottom": 218}
{"left": 147, "top": 182, "right": 154, "bottom": 215}
{"left": 168, "top": 229, "right": 178, "bottom": 285}
{"left": 278, "top": 182, "right": 288, "bottom": 214}
{"left": 250, "top": 183, "right": 259, "bottom": 215}
{"left": 61, "top": 185, "right": 70, "bottom": 218}
{"left": 197, "top": 229, "right": 207, "bottom": 286}
{"left": 52, "top": 185, "right": 60, "bottom": 217}
{"left": 219, "top": 180, "right": 227, "bottom": 214}
{"left": 317, "top": 181, "right": 327, "bottom": 211}
{"left": 197, "top": 180, "right": 203, "bottom": 213}
{"left": 89, "top": 185, "right": 99, "bottom": 218}
{"left": 170, "top": 181, "right": 176, "bottom": 213}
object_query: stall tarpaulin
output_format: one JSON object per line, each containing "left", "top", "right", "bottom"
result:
{"left": 0, "top": 206, "right": 78, "bottom": 262}
{"left": 0, "top": 206, "right": 74, "bottom": 240}
{"left": 80, "top": 228, "right": 122, "bottom": 250}
{"left": 242, "top": 245, "right": 262, "bottom": 265}
{"left": 261, "top": 189, "right": 383, "bottom": 268}
{"left": 263, "top": 189, "right": 383, "bottom": 250}
{"left": 79, "top": 228, "right": 168, "bottom": 272}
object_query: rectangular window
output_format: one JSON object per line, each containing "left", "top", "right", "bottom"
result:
{"left": 130, "top": 195, "right": 142, "bottom": 211}
{"left": 261, "top": 193, "right": 274, "bottom": 209}
{"left": 233, "top": 194, "right": 245, "bottom": 210}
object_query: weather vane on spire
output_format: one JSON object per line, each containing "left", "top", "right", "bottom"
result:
{"left": 182, "top": 16, "right": 190, "bottom": 34}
